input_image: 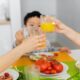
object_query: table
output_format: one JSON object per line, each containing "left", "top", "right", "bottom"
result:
{"left": 13, "top": 50, "right": 80, "bottom": 80}
{"left": 70, "top": 49, "right": 80, "bottom": 61}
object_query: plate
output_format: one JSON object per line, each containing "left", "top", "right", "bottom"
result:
{"left": 29, "top": 52, "right": 53, "bottom": 60}
{"left": 75, "top": 60, "right": 80, "bottom": 69}
{"left": 0, "top": 68, "right": 19, "bottom": 80}
{"left": 40, "top": 62, "right": 68, "bottom": 76}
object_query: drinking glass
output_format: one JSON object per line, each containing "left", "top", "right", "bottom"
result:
{"left": 28, "top": 26, "right": 47, "bottom": 49}
{"left": 40, "top": 15, "right": 55, "bottom": 32}
{"left": 25, "top": 65, "right": 40, "bottom": 80}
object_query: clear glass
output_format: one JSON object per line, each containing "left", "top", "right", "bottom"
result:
{"left": 29, "top": 26, "right": 46, "bottom": 49}
{"left": 25, "top": 65, "right": 40, "bottom": 80}
{"left": 40, "top": 15, "right": 55, "bottom": 32}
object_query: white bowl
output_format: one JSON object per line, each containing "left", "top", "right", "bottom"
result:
{"left": 0, "top": 68, "right": 19, "bottom": 80}
{"left": 40, "top": 62, "right": 68, "bottom": 77}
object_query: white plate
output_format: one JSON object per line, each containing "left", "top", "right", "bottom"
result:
{"left": 35, "top": 52, "right": 53, "bottom": 56}
{"left": 30, "top": 52, "right": 53, "bottom": 60}
{"left": 0, "top": 68, "right": 19, "bottom": 80}
{"left": 40, "top": 62, "right": 68, "bottom": 76}
{"left": 75, "top": 60, "right": 80, "bottom": 69}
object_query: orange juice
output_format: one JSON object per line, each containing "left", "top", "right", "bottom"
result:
{"left": 41, "top": 22, "right": 55, "bottom": 32}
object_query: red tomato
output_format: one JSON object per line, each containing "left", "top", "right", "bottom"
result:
{"left": 4, "top": 72, "right": 10, "bottom": 77}
{"left": 40, "top": 63, "right": 48, "bottom": 72}
{"left": 47, "top": 66, "right": 52, "bottom": 70}
{"left": 35, "top": 59, "right": 45, "bottom": 65}
{"left": 40, "top": 54, "right": 46, "bottom": 57}
{"left": 53, "top": 63, "right": 63, "bottom": 73}
{"left": 51, "top": 69, "right": 57, "bottom": 74}
{"left": 54, "top": 53, "right": 59, "bottom": 57}
{"left": 50, "top": 60, "right": 58, "bottom": 66}
{"left": 44, "top": 70, "right": 51, "bottom": 74}
{"left": 47, "top": 62, "right": 51, "bottom": 67}
{"left": 48, "top": 55, "right": 52, "bottom": 58}
{"left": 40, "top": 62, "right": 50, "bottom": 71}
{"left": 35, "top": 58, "right": 63, "bottom": 75}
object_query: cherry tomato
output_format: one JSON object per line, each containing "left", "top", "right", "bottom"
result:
{"left": 4, "top": 72, "right": 10, "bottom": 77}
{"left": 51, "top": 69, "right": 57, "bottom": 74}
{"left": 50, "top": 60, "right": 58, "bottom": 66}
{"left": 53, "top": 63, "right": 63, "bottom": 73}
{"left": 40, "top": 63, "right": 48, "bottom": 72}
{"left": 47, "top": 66, "right": 52, "bottom": 70}
{"left": 44, "top": 70, "right": 51, "bottom": 74}
{"left": 54, "top": 53, "right": 59, "bottom": 56}
{"left": 35, "top": 59, "right": 45, "bottom": 65}
{"left": 35, "top": 57, "right": 63, "bottom": 75}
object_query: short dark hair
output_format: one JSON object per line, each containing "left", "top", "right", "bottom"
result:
{"left": 24, "top": 11, "right": 42, "bottom": 25}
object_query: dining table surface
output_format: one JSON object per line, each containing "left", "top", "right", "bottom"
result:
{"left": 12, "top": 49, "right": 80, "bottom": 80}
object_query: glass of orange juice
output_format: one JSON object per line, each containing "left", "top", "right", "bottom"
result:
{"left": 29, "top": 26, "right": 47, "bottom": 49}
{"left": 40, "top": 16, "right": 56, "bottom": 32}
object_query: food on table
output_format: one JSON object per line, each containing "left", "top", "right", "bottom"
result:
{"left": 39, "top": 54, "right": 54, "bottom": 61}
{"left": 53, "top": 51, "right": 74, "bottom": 62}
{"left": 58, "top": 47, "right": 71, "bottom": 53}
{"left": 30, "top": 53, "right": 54, "bottom": 61}
{"left": 54, "top": 52, "right": 59, "bottom": 57}
{"left": 29, "top": 26, "right": 47, "bottom": 49}
{"left": 0, "top": 72, "right": 13, "bottom": 80}
{"left": 35, "top": 58, "right": 63, "bottom": 74}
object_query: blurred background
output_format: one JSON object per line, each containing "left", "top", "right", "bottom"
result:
{"left": 0, "top": 0, "right": 80, "bottom": 55}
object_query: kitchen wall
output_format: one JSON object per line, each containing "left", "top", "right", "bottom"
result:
{"left": 56, "top": 0, "right": 80, "bottom": 49}
{"left": 0, "top": 0, "right": 22, "bottom": 55}
{"left": 9, "top": 0, "right": 22, "bottom": 41}
{"left": 20, "top": 0, "right": 57, "bottom": 42}
{"left": 9, "top": 0, "right": 80, "bottom": 49}
{"left": 0, "top": 0, "right": 13, "bottom": 55}
{"left": 20, "top": 0, "right": 57, "bottom": 22}
{"left": 0, "top": 25, "right": 12, "bottom": 56}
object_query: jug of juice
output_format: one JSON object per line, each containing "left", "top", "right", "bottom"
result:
{"left": 40, "top": 16, "right": 56, "bottom": 32}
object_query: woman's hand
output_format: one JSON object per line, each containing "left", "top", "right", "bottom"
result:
{"left": 21, "top": 34, "right": 46, "bottom": 53}
{"left": 42, "top": 16, "right": 70, "bottom": 34}
{"left": 54, "top": 19, "right": 80, "bottom": 46}
{"left": 53, "top": 19, "right": 71, "bottom": 34}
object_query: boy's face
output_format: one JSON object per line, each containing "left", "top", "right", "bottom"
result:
{"left": 25, "top": 17, "right": 41, "bottom": 27}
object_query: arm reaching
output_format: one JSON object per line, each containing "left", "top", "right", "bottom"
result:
{"left": 0, "top": 34, "right": 46, "bottom": 72}
{"left": 54, "top": 19, "right": 80, "bottom": 46}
